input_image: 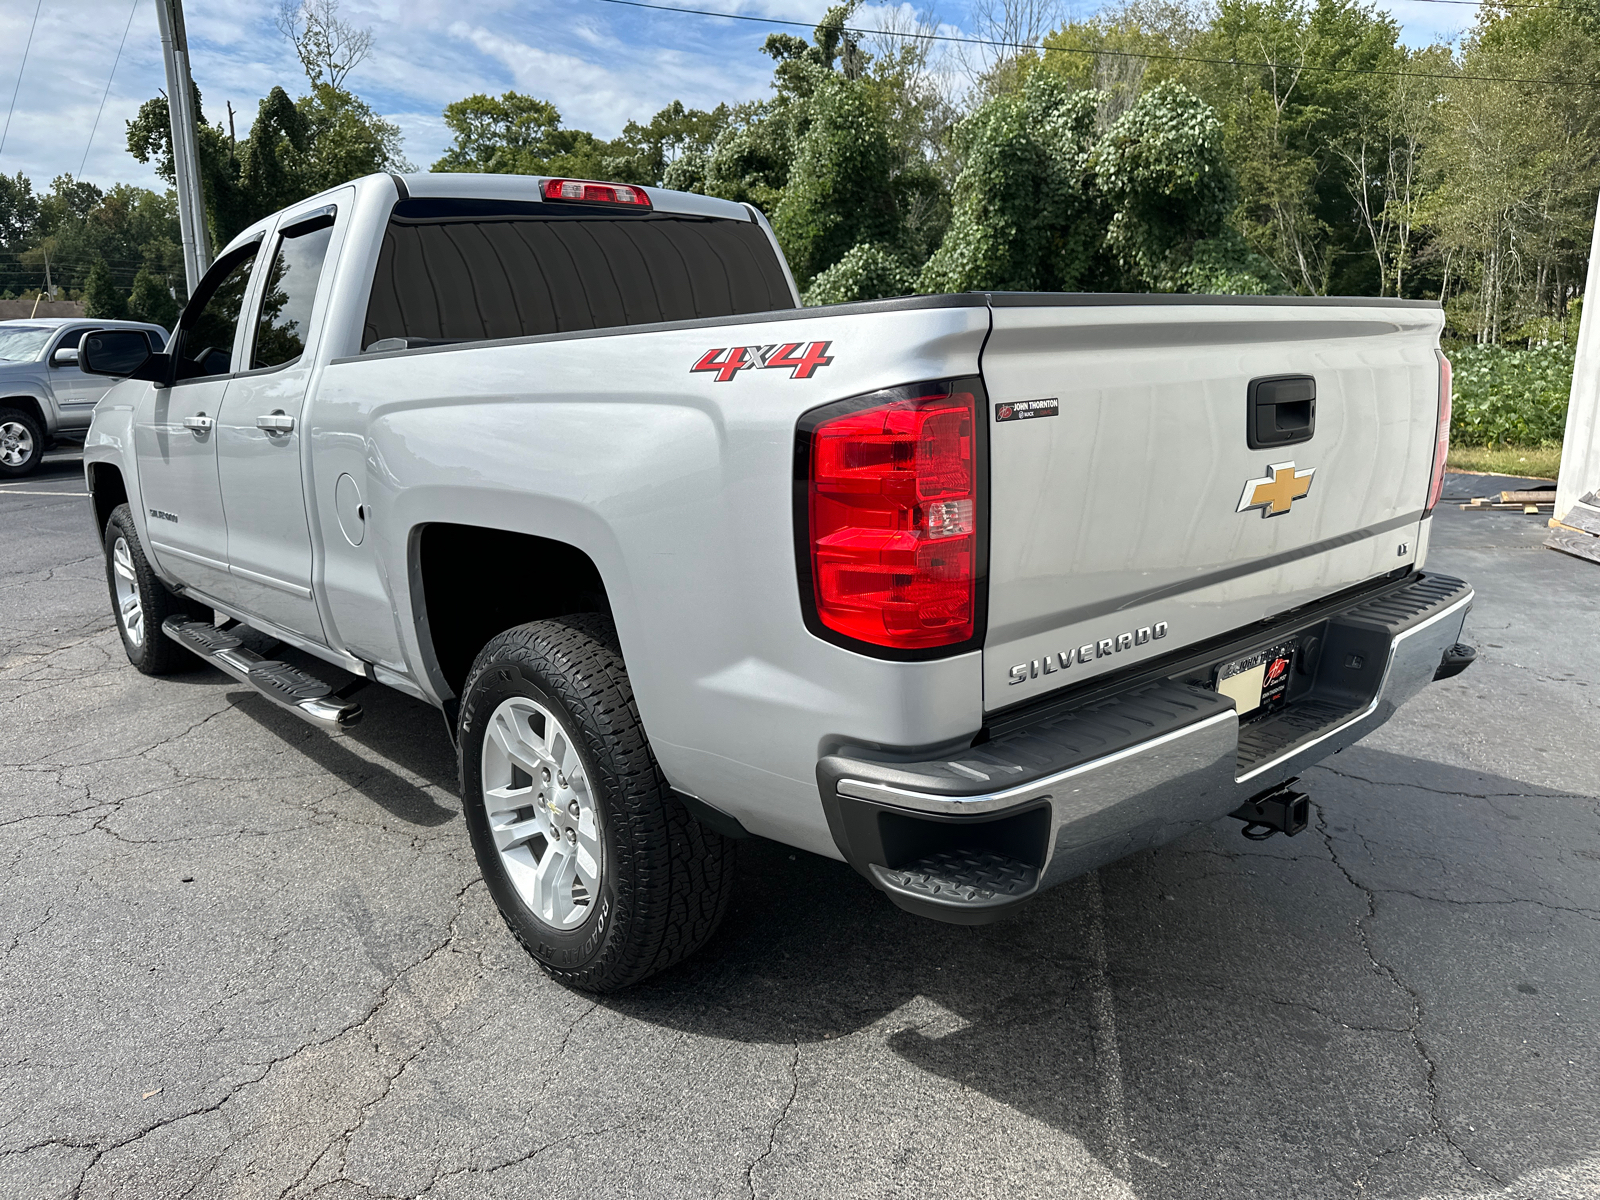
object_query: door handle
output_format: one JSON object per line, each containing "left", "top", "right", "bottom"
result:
{"left": 256, "top": 412, "right": 295, "bottom": 435}
{"left": 182, "top": 413, "right": 214, "bottom": 433}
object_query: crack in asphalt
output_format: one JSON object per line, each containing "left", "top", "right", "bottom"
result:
{"left": 13, "top": 887, "right": 477, "bottom": 1200}
{"left": 1315, "top": 763, "right": 1593, "bottom": 804}
{"left": 744, "top": 1042, "right": 800, "bottom": 1200}
{"left": 1315, "top": 802, "right": 1508, "bottom": 1192}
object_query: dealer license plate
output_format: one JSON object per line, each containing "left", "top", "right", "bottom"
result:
{"left": 1215, "top": 643, "right": 1295, "bottom": 717}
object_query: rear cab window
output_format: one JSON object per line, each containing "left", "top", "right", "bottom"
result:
{"left": 361, "top": 197, "right": 795, "bottom": 350}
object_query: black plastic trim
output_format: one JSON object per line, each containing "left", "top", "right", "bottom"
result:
{"left": 1247, "top": 374, "right": 1317, "bottom": 450}
{"left": 984, "top": 291, "right": 1442, "bottom": 310}
{"left": 792, "top": 376, "right": 990, "bottom": 663}
{"left": 672, "top": 790, "right": 751, "bottom": 839}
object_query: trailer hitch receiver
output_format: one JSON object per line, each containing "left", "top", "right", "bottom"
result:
{"left": 1231, "top": 779, "right": 1310, "bottom": 841}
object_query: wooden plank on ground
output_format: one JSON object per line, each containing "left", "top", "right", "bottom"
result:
{"left": 1500, "top": 490, "right": 1560, "bottom": 503}
{"left": 1546, "top": 528, "right": 1600, "bottom": 565}
{"left": 1556, "top": 503, "right": 1600, "bottom": 536}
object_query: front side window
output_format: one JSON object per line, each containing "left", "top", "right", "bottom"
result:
{"left": 176, "top": 241, "right": 263, "bottom": 381}
{"left": 252, "top": 214, "right": 336, "bottom": 369}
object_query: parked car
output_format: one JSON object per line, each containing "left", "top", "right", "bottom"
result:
{"left": 0, "top": 317, "right": 169, "bottom": 476}
{"left": 79, "top": 172, "right": 1474, "bottom": 991}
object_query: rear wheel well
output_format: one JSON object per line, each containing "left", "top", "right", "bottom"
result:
{"left": 416, "top": 523, "right": 610, "bottom": 699}
{"left": 87, "top": 462, "right": 128, "bottom": 540}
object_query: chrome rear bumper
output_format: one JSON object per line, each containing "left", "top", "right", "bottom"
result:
{"left": 818, "top": 573, "right": 1473, "bottom": 923}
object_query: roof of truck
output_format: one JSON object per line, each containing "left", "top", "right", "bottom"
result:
{"left": 0, "top": 317, "right": 168, "bottom": 330}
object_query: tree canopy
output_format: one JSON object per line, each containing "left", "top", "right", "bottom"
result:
{"left": 6, "top": 0, "right": 1595, "bottom": 342}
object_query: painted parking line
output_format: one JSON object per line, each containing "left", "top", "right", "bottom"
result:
{"left": 0, "top": 489, "right": 90, "bottom": 497}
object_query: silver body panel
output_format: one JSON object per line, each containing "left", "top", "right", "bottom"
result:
{"left": 981, "top": 301, "right": 1443, "bottom": 709}
{"left": 85, "top": 173, "right": 1456, "bottom": 865}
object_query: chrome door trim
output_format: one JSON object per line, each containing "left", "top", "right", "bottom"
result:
{"left": 229, "top": 561, "right": 314, "bottom": 599}
{"left": 150, "top": 540, "right": 229, "bottom": 572}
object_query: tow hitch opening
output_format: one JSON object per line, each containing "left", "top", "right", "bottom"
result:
{"left": 1231, "top": 779, "right": 1310, "bottom": 841}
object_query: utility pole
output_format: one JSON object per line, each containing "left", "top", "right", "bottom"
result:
{"left": 155, "top": 0, "right": 211, "bottom": 296}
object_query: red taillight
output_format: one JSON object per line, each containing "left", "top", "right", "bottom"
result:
{"left": 802, "top": 383, "right": 981, "bottom": 651}
{"left": 542, "top": 178, "right": 651, "bottom": 208}
{"left": 1427, "top": 352, "right": 1452, "bottom": 514}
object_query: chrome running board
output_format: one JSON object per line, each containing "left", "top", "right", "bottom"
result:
{"left": 162, "top": 618, "right": 364, "bottom": 732}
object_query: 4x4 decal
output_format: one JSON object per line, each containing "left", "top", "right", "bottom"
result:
{"left": 691, "top": 341, "right": 834, "bottom": 383}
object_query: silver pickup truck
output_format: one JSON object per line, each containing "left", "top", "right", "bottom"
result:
{"left": 0, "top": 318, "right": 169, "bottom": 476}
{"left": 80, "top": 172, "right": 1475, "bottom": 991}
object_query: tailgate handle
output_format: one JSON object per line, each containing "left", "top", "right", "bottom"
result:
{"left": 1247, "top": 375, "right": 1316, "bottom": 449}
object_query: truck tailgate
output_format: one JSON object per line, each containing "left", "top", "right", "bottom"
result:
{"left": 981, "top": 297, "right": 1444, "bottom": 710}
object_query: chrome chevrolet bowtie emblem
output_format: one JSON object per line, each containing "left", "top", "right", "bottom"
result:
{"left": 1237, "top": 461, "right": 1315, "bottom": 517}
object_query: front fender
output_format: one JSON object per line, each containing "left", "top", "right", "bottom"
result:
{"left": 0, "top": 373, "right": 58, "bottom": 436}
{"left": 83, "top": 385, "right": 157, "bottom": 565}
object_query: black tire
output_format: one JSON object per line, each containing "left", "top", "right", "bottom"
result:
{"left": 0, "top": 407, "right": 44, "bottom": 477}
{"left": 458, "top": 615, "right": 735, "bottom": 992}
{"left": 103, "top": 503, "right": 204, "bottom": 675}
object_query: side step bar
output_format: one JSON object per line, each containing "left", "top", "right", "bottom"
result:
{"left": 162, "top": 618, "right": 364, "bottom": 732}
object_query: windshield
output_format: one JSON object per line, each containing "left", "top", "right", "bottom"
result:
{"left": 0, "top": 326, "right": 54, "bottom": 363}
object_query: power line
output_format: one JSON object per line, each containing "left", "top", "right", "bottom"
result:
{"left": 1392, "top": 0, "right": 1575, "bottom": 8}
{"left": 592, "top": 0, "right": 1590, "bottom": 88}
{"left": 80, "top": 0, "right": 142, "bottom": 180}
{"left": 0, "top": 0, "right": 46, "bottom": 162}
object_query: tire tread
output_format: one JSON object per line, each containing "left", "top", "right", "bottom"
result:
{"left": 460, "top": 614, "right": 734, "bottom": 991}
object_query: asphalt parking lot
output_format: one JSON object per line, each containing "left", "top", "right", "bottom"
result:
{"left": 3, "top": 452, "right": 1598, "bottom": 1200}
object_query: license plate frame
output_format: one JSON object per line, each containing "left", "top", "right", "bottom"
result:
{"left": 1214, "top": 642, "right": 1297, "bottom": 718}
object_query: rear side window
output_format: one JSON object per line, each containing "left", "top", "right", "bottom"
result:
{"left": 361, "top": 198, "right": 794, "bottom": 350}
{"left": 252, "top": 213, "right": 336, "bottom": 369}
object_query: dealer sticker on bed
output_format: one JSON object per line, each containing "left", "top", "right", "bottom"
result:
{"left": 995, "top": 398, "right": 1060, "bottom": 422}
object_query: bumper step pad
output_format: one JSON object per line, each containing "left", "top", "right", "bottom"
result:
{"left": 164, "top": 619, "right": 362, "bottom": 732}
{"left": 875, "top": 850, "right": 1039, "bottom": 903}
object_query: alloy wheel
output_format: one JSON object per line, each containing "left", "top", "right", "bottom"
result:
{"left": 111, "top": 536, "right": 144, "bottom": 647}
{"left": 479, "top": 696, "right": 603, "bottom": 928}
{"left": 0, "top": 420, "right": 33, "bottom": 468}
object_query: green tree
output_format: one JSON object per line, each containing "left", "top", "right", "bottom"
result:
{"left": 802, "top": 242, "right": 916, "bottom": 304}
{"left": 1423, "top": 1, "right": 1600, "bottom": 341}
{"left": 606, "top": 101, "right": 729, "bottom": 185}
{"left": 773, "top": 73, "right": 903, "bottom": 288}
{"left": 1092, "top": 81, "right": 1254, "bottom": 290}
{"left": 918, "top": 73, "right": 1103, "bottom": 293}
{"left": 127, "top": 266, "right": 180, "bottom": 328}
{"left": 0, "top": 172, "right": 40, "bottom": 248}
{"left": 81, "top": 259, "right": 127, "bottom": 319}
{"left": 432, "top": 92, "right": 609, "bottom": 177}
{"left": 1175, "top": 0, "right": 1410, "bottom": 295}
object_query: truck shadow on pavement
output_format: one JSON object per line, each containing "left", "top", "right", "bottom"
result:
{"left": 605, "top": 746, "right": 1600, "bottom": 1198}
{"left": 225, "top": 674, "right": 460, "bottom": 828}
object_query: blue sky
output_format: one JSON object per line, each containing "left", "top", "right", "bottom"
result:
{"left": 0, "top": 0, "right": 1482, "bottom": 194}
